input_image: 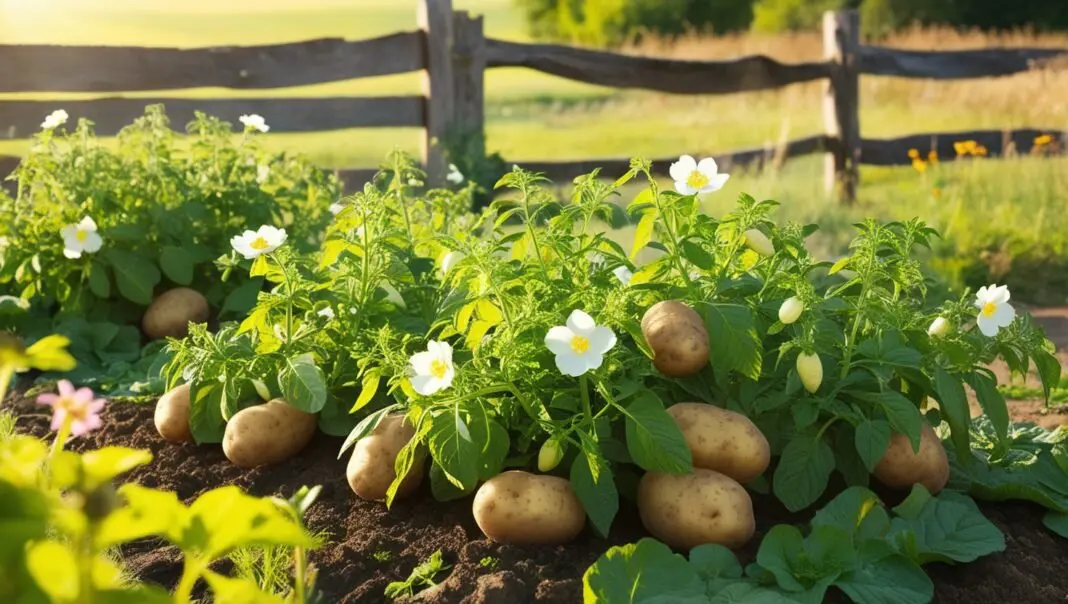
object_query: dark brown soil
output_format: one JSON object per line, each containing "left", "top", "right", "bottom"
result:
{"left": 5, "top": 393, "right": 1068, "bottom": 604}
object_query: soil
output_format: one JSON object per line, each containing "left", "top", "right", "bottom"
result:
{"left": 6, "top": 309, "right": 1068, "bottom": 603}
{"left": 5, "top": 392, "right": 1068, "bottom": 604}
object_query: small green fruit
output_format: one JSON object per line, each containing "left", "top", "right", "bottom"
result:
{"left": 743, "top": 229, "right": 774, "bottom": 257}
{"left": 778, "top": 297, "right": 804, "bottom": 325}
{"left": 538, "top": 438, "right": 565, "bottom": 472}
{"left": 796, "top": 352, "right": 823, "bottom": 394}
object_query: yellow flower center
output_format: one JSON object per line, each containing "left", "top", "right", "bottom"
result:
{"left": 571, "top": 335, "right": 590, "bottom": 354}
{"left": 981, "top": 302, "right": 997, "bottom": 317}
{"left": 58, "top": 397, "right": 90, "bottom": 421}
{"left": 430, "top": 359, "right": 449, "bottom": 379}
{"left": 75, "top": 230, "right": 88, "bottom": 242}
{"left": 249, "top": 236, "right": 270, "bottom": 250}
{"left": 686, "top": 170, "right": 709, "bottom": 189}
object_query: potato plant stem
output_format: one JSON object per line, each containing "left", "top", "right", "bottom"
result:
{"left": 271, "top": 253, "right": 294, "bottom": 349}
{"left": 293, "top": 545, "right": 306, "bottom": 604}
{"left": 646, "top": 173, "right": 696, "bottom": 295}
{"left": 0, "top": 366, "right": 13, "bottom": 408}
{"left": 49, "top": 415, "right": 73, "bottom": 458}
{"left": 174, "top": 559, "right": 204, "bottom": 604}
{"left": 579, "top": 375, "right": 592, "bottom": 426}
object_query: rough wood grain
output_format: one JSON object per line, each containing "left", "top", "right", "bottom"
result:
{"left": 451, "top": 12, "right": 486, "bottom": 159}
{"left": 0, "top": 32, "right": 426, "bottom": 93}
{"left": 861, "top": 128, "right": 1064, "bottom": 165}
{"left": 823, "top": 10, "right": 861, "bottom": 204}
{"left": 0, "top": 97, "right": 425, "bottom": 139}
{"left": 419, "top": 0, "right": 454, "bottom": 185}
{"left": 484, "top": 38, "right": 832, "bottom": 94}
{"left": 859, "top": 45, "right": 1068, "bottom": 79}
{"left": 511, "top": 135, "right": 828, "bottom": 182}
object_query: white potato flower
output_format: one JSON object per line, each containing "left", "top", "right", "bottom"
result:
{"left": 409, "top": 340, "right": 455, "bottom": 396}
{"left": 60, "top": 217, "right": 103, "bottom": 259}
{"left": 230, "top": 225, "right": 287, "bottom": 259}
{"left": 41, "top": 109, "right": 68, "bottom": 130}
{"left": 544, "top": 310, "right": 617, "bottom": 377}
{"left": 256, "top": 164, "right": 270, "bottom": 184}
{"left": 446, "top": 163, "right": 464, "bottom": 185}
{"left": 238, "top": 114, "right": 269, "bottom": 133}
{"left": 974, "top": 284, "right": 1015, "bottom": 337}
{"left": 613, "top": 265, "right": 633, "bottom": 286}
{"left": 317, "top": 307, "right": 335, "bottom": 320}
{"left": 669, "top": 155, "right": 729, "bottom": 196}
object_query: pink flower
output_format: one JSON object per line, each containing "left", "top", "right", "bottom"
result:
{"left": 36, "top": 380, "right": 105, "bottom": 437}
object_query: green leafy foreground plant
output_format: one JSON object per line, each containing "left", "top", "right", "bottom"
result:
{"left": 384, "top": 550, "right": 451, "bottom": 600}
{"left": 0, "top": 347, "right": 321, "bottom": 603}
{"left": 583, "top": 485, "right": 1005, "bottom": 604}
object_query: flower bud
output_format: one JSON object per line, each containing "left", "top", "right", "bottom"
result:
{"left": 796, "top": 352, "right": 823, "bottom": 394}
{"left": 251, "top": 379, "right": 271, "bottom": 401}
{"left": 538, "top": 437, "right": 565, "bottom": 472}
{"left": 778, "top": 297, "right": 804, "bottom": 325}
{"left": 743, "top": 229, "right": 774, "bottom": 257}
{"left": 927, "top": 317, "right": 951, "bottom": 337}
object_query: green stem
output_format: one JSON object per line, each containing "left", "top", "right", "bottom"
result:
{"left": 0, "top": 366, "right": 14, "bottom": 408}
{"left": 815, "top": 417, "right": 838, "bottom": 440}
{"left": 50, "top": 415, "right": 73, "bottom": 458}
{"left": 579, "top": 375, "right": 592, "bottom": 427}
{"left": 271, "top": 253, "right": 294, "bottom": 349}
{"left": 646, "top": 174, "right": 696, "bottom": 294}
{"left": 78, "top": 526, "right": 96, "bottom": 604}
{"left": 293, "top": 546, "right": 307, "bottom": 604}
{"left": 839, "top": 245, "right": 877, "bottom": 380}
{"left": 174, "top": 559, "right": 203, "bottom": 604}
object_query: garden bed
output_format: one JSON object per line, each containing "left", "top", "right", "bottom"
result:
{"left": 6, "top": 391, "right": 1068, "bottom": 604}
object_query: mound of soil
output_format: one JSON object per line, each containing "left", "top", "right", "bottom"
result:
{"left": 5, "top": 393, "right": 1068, "bottom": 604}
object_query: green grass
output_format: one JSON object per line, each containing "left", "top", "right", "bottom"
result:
{"left": 0, "top": 411, "right": 16, "bottom": 443}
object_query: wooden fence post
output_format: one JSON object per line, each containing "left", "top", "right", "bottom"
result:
{"left": 418, "top": 0, "right": 454, "bottom": 185}
{"left": 451, "top": 12, "right": 487, "bottom": 164}
{"left": 822, "top": 10, "right": 860, "bottom": 203}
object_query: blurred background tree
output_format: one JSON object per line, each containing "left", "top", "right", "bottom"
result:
{"left": 515, "top": 0, "right": 1068, "bottom": 46}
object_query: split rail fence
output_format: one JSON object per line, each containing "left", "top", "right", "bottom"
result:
{"left": 0, "top": 1, "right": 1065, "bottom": 201}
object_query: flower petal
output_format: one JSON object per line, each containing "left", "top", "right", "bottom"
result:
{"left": 994, "top": 302, "right": 1016, "bottom": 327}
{"left": 82, "top": 232, "right": 103, "bottom": 253}
{"left": 50, "top": 409, "right": 67, "bottom": 431}
{"left": 566, "top": 309, "right": 596, "bottom": 336}
{"left": 63, "top": 248, "right": 82, "bottom": 259}
{"left": 696, "top": 157, "right": 719, "bottom": 176}
{"left": 991, "top": 285, "right": 1011, "bottom": 304}
{"left": 545, "top": 326, "right": 575, "bottom": 355}
{"left": 668, "top": 155, "right": 697, "bottom": 182}
{"left": 37, "top": 393, "right": 59, "bottom": 406}
{"left": 60, "top": 225, "right": 78, "bottom": 239}
{"left": 58, "top": 380, "right": 75, "bottom": 398}
{"left": 674, "top": 182, "right": 698, "bottom": 196}
{"left": 555, "top": 352, "right": 588, "bottom": 377}
{"left": 410, "top": 375, "right": 441, "bottom": 396}
{"left": 702, "top": 172, "right": 730, "bottom": 192}
{"left": 409, "top": 351, "right": 437, "bottom": 375}
{"left": 587, "top": 326, "right": 617, "bottom": 355}
{"left": 976, "top": 313, "right": 999, "bottom": 337}
{"left": 584, "top": 352, "right": 605, "bottom": 372}
{"left": 78, "top": 216, "right": 97, "bottom": 231}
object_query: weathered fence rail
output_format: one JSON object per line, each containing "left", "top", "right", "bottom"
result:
{"left": 0, "top": 0, "right": 1065, "bottom": 200}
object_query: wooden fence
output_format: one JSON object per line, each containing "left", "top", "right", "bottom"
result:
{"left": 0, "top": 1, "right": 1065, "bottom": 201}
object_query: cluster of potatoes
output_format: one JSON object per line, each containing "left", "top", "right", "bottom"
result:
{"left": 155, "top": 383, "right": 319, "bottom": 467}
{"left": 151, "top": 296, "right": 950, "bottom": 551}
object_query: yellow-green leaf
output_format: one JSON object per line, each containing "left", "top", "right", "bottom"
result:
{"left": 466, "top": 319, "right": 495, "bottom": 351}
{"left": 249, "top": 255, "right": 270, "bottom": 277}
{"left": 24, "top": 334, "right": 77, "bottom": 372}
{"left": 456, "top": 301, "right": 476, "bottom": 333}
{"left": 511, "top": 233, "right": 529, "bottom": 261}
{"left": 630, "top": 211, "right": 657, "bottom": 261}
{"left": 476, "top": 299, "right": 503, "bottom": 325}
{"left": 350, "top": 372, "right": 381, "bottom": 413}
{"left": 829, "top": 256, "right": 850, "bottom": 275}
{"left": 80, "top": 447, "right": 153, "bottom": 492}
{"left": 237, "top": 306, "right": 269, "bottom": 335}
{"left": 318, "top": 239, "right": 348, "bottom": 269}
{"left": 26, "top": 541, "right": 79, "bottom": 600}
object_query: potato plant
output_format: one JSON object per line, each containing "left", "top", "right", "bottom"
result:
{"left": 159, "top": 153, "right": 1060, "bottom": 543}
{"left": 0, "top": 105, "right": 341, "bottom": 383}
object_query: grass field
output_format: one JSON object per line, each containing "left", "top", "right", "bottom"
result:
{"left": 2, "top": 0, "right": 1068, "bottom": 300}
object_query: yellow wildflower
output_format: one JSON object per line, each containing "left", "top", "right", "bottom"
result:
{"left": 1035, "top": 134, "right": 1053, "bottom": 146}
{"left": 927, "top": 150, "right": 938, "bottom": 164}
{"left": 907, "top": 148, "right": 920, "bottom": 159}
{"left": 912, "top": 158, "right": 927, "bottom": 173}
{"left": 954, "top": 140, "right": 977, "bottom": 156}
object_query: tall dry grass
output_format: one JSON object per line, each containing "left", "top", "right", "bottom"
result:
{"left": 562, "top": 26, "right": 1068, "bottom": 147}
